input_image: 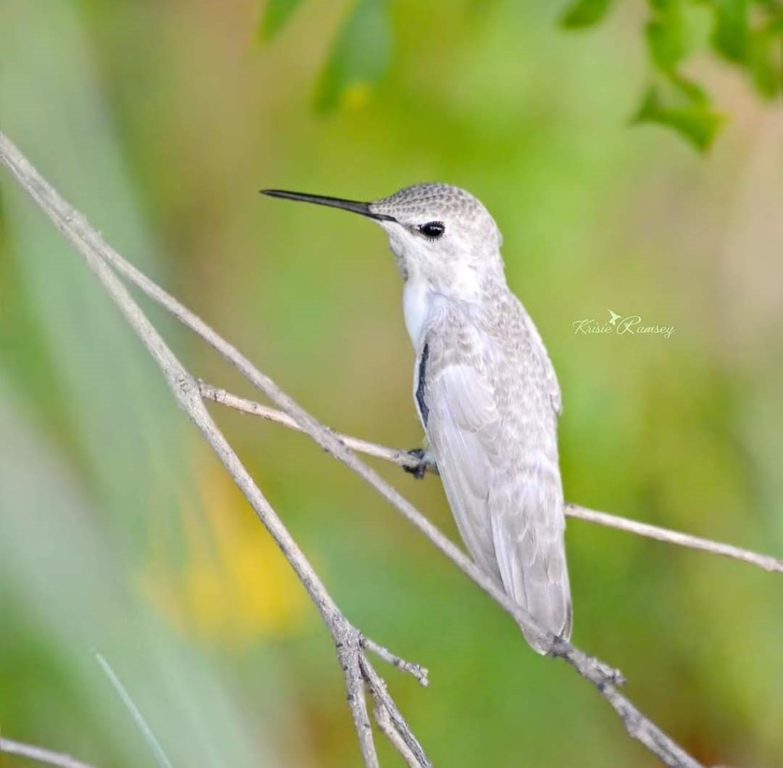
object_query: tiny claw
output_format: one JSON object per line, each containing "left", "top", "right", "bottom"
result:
{"left": 403, "top": 448, "right": 430, "bottom": 480}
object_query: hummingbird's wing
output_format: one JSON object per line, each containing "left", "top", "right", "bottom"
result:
{"left": 418, "top": 308, "right": 571, "bottom": 652}
{"left": 416, "top": 330, "right": 504, "bottom": 581}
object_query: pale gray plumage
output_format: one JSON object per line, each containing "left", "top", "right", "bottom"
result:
{"left": 262, "top": 182, "right": 572, "bottom": 653}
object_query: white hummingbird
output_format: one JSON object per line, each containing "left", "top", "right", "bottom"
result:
{"left": 263, "top": 183, "right": 572, "bottom": 652}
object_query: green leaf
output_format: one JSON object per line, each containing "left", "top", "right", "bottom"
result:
{"left": 646, "top": 1, "right": 712, "bottom": 71}
{"left": 560, "top": 0, "right": 615, "bottom": 29}
{"left": 710, "top": 0, "right": 749, "bottom": 62}
{"left": 634, "top": 74, "right": 724, "bottom": 151}
{"left": 647, "top": 17, "right": 690, "bottom": 69}
{"left": 315, "top": 0, "right": 392, "bottom": 112}
{"left": 747, "top": 20, "right": 783, "bottom": 97}
{"left": 258, "top": 0, "right": 305, "bottom": 42}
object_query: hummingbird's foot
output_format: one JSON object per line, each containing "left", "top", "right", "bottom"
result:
{"left": 403, "top": 448, "right": 435, "bottom": 479}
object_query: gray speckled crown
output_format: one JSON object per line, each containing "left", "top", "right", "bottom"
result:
{"left": 370, "top": 183, "right": 490, "bottom": 225}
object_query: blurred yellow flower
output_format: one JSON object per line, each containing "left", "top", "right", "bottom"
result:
{"left": 141, "top": 456, "right": 309, "bottom": 649}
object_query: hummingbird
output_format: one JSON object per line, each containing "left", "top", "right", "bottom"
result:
{"left": 262, "top": 183, "right": 571, "bottom": 653}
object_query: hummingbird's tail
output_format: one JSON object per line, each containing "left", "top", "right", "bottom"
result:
{"left": 517, "top": 538, "right": 572, "bottom": 655}
{"left": 491, "top": 491, "right": 572, "bottom": 655}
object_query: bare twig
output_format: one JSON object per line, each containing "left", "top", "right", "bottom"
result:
{"left": 338, "top": 634, "right": 379, "bottom": 768}
{"left": 0, "top": 738, "right": 95, "bottom": 768}
{"left": 372, "top": 705, "right": 422, "bottom": 768}
{"left": 1, "top": 131, "right": 712, "bottom": 768}
{"left": 359, "top": 634, "right": 429, "bottom": 687}
{"left": 198, "top": 381, "right": 425, "bottom": 470}
{"left": 0, "top": 132, "right": 425, "bottom": 768}
{"left": 566, "top": 505, "right": 783, "bottom": 574}
{"left": 197, "top": 382, "right": 783, "bottom": 576}
{"left": 360, "top": 656, "right": 430, "bottom": 768}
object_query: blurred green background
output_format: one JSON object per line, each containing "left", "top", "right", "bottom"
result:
{"left": 2, "top": 1, "right": 782, "bottom": 766}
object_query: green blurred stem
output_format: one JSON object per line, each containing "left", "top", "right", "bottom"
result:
{"left": 94, "top": 652, "right": 173, "bottom": 768}
{"left": 1, "top": 130, "right": 708, "bottom": 768}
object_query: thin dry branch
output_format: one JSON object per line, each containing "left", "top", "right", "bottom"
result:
{"left": 197, "top": 382, "right": 783, "bottom": 575}
{"left": 198, "top": 380, "right": 423, "bottom": 469}
{"left": 0, "top": 132, "right": 426, "bottom": 768}
{"left": 0, "top": 738, "right": 95, "bottom": 768}
{"left": 372, "top": 704, "right": 422, "bottom": 768}
{"left": 564, "top": 505, "right": 783, "bottom": 574}
{"left": 360, "top": 633, "right": 429, "bottom": 686}
{"left": 1, "top": 131, "right": 713, "bottom": 768}
{"left": 359, "top": 656, "right": 430, "bottom": 767}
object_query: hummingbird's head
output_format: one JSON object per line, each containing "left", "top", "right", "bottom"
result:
{"left": 262, "top": 182, "right": 504, "bottom": 300}
{"left": 369, "top": 183, "right": 503, "bottom": 287}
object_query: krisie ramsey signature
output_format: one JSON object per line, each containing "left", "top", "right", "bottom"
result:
{"left": 572, "top": 309, "right": 676, "bottom": 339}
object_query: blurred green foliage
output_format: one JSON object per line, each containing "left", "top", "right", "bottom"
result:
{"left": 561, "top": 0, "right": 616, "bottom": 28}
{"left": 314, "top": 0, "right": 392, "bottom": 111}
{"left": 259, "top": 0, "right": 307, "bottom": 42}
{"left": 563, "top": 0, "right": 783, "bottom": 149}
{"left": 2, "top": 1, "right": 783, "bottom": 767}
{"left": 635, "top": 73, "right": 724, "bottom": 152}
{"left": 263, "top": 0, "right": 783, "bottom": 149}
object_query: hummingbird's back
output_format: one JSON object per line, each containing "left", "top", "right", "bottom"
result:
{"left": 416, "top": 289, "right": 572, "bottom": 652}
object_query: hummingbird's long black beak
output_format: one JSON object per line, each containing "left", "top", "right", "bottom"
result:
{"left": 260, "top": 189, "right": 396, "bottom": 222}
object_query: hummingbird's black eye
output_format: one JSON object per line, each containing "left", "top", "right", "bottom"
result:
{"left": 418, "top": 221, "right": 445, "bottom": 240}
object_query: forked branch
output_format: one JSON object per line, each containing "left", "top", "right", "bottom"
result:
{"left": 0, "top": 132, "right": 428, "bottom": 768}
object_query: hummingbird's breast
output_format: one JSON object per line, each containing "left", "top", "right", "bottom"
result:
{"left": 402, "top": 260, "right": 488, "bottom": 350}
{"left": 403, "top": 277, "right": 434, "bottom": 349}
